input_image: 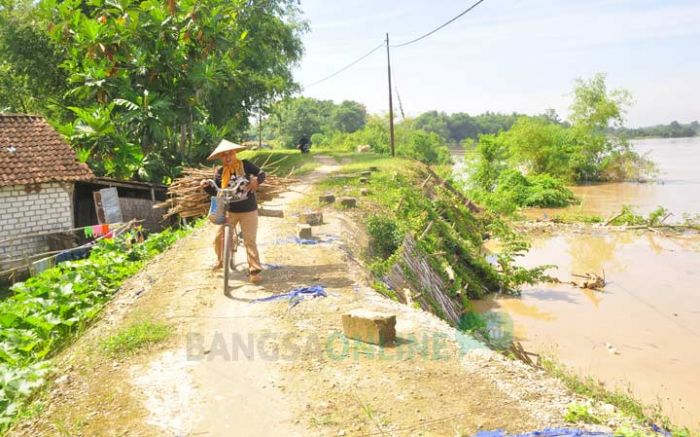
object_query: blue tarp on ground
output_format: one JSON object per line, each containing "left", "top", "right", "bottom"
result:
{"left": 276, "top": 236, "right": 338, "bottom": 245}
{"left": 474, "top": 429, "right": 612, "bottom": 437}
{"left": 251, "top": 285, "right": 327, "bottom": 308}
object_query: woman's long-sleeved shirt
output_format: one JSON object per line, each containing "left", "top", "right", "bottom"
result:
{"left": 203, "top": 159, "right": 266, "bottom": 213}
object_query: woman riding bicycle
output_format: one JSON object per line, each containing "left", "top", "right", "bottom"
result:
{"left": 199, "top": 140, "right": 266, "bottom": 284}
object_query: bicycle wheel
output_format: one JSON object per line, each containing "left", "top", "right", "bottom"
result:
{"left": 223, "top": 225, "right": 231, "bottom": 295}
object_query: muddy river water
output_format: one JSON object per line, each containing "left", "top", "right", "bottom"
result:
{"left": 470, "top": 137, "right": 700, "bottom": 429}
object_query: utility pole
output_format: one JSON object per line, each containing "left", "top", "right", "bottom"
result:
{"left": 258, "top": 108, "right": 263, "bottom": 150}
{"left": 386, "top": 33, "right": 395, "bottom": 157}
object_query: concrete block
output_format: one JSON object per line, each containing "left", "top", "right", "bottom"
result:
{"left": 360, "top": 189, "right": 370, "bottom": 196}
{"left": 319, "top": 194, "right": 336, "bottom": 204}
{"left": 298, "top": 212, "right": 323, "bottom": 226}
{"left": 361, "top": 171, "right": 371, "bottom": 177}
{"left": 258, "top": 208, "right": 284, "bottom": 218}
{"left": 369, "top": 166, "right": 379, "bottom": 172}
{"left": 297, "top": 224, "right": 313, "bottom": 239}
{"left": 359, "top": 177, "right": 369, "bottom": 184}
{"left": 342, "top": 310, "right": 396, "bottom": 345}
{"left": 339, "top": 197, "right": 357, "bottom": 208}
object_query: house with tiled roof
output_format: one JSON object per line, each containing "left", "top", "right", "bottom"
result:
{"left": 0, "top": 114, "right": 94, "bottom": 274}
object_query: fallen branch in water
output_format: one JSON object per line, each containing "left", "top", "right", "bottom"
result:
{"left": 546, "top": 271, "right": 606, "bottom": 291}
{"left": 510, "top": 341, "right": 541, "bottom": 368}
{"left": 604, "top": 211, "right": 625, "bottom": 226}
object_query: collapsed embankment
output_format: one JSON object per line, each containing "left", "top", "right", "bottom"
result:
{"left": 308, "top": 153, "right": 694, "bottom": 436}
{"left": 310, "top": 154, "right": 546, "bottom": 328}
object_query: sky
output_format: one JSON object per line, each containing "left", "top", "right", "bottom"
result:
{"left": 293, "top": 0, "right": 700, "bottom": 127}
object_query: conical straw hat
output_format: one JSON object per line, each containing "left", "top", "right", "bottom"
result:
{"left": 207, "top": 139, "right": 247, "bottom": 161}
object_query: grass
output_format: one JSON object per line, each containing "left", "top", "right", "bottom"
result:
{"left": 542, "top": 357, "right": 646, "bottom": 421}
{"left": 239, "top": 149, "right": 319, "bottom": 177}
{"left": 565, "top": 403, "right": 601, "bottom": 424}
{"left": 541, "top": 358, "right": 694, "bottom": 436}
{"left": 550, "top": 212, "right": 604, "bottom": 224}
{"left": 100, "top": 320, "right": 171, "bottom": 357}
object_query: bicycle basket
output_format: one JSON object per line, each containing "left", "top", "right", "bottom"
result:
{"left": 208, "top": 196, "right": 227, "bottom": 225}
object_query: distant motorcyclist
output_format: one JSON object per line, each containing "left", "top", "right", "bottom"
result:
{"left": 297, "top": 135, "right": 311, "bottom": 153}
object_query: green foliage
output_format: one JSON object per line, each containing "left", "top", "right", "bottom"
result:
{"left": 570, "top": 73, "right": 632, "bottom": 131}
{"left": 472, "top": 168, "right": 578, "bottom": 214}
{"left": 466, "top": 134, "right": 509, "bottom": 191}
{"left": 366, "top": 215, "right": 404, "bottom": 259}
{"left": 317, "top": 155, "right": 549, "bottom": 299}
{"left": 0, "top": 226, "right": 190, "bottom": 431}
{"left": 414, "top": 110, "right": 522, "bottom": 144}
{"left": 464, "top": 74, "right": 654, "bottom": 214}
{"left": 550, "top": 213, "right": 604, "bottom": 224}
{"left": 101, "top": 321, "right": 171, "bottom": 357}
{"left": 314, "top": 117, "right": 451, "bottom": 165}
{"left": 457, "top": 311, "right": 487, "bottom": 333}
{"left": 239, "top": 149, "right": 318, "bottom": 177}
{"left": 0, "top": 0, "right": 68, "bottom": 115}
{"left": 502, "top": 117, "right": 572, "bottom": 178}
{"left": 565, "top": 403, "right": 601, "bottom": 424}
{"left": 1, "top": 0, "right": 306, "bottom": 182}
{"left": 609, "top": 206, "right": 669, "bottom": 226}
{"left": 395, "top": 128, "right": 451, "bottom": 165}
{"left": 268, "top": 97, "right": 367, "bottom": 148}
{"left": 331, "top": 100, "right": 367, "bottom": 133}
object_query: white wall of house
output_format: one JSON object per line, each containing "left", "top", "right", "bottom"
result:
{"left": 0, "top": 182, "right": 74, "bottom": 270}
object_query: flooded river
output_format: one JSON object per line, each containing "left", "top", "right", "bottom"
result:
{"left": 528, "top": 137, "right": 700, "bottom": 220}
{"left": 471, "top": 137, "right": 700, "bottom": 429}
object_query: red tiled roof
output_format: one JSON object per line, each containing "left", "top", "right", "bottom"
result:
{"left": 0, "top": 114, "right": 94, "bottom": 186}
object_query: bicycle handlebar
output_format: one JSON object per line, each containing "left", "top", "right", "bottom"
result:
{"left": 204, "top": 179, "right": 249, "bottom": 203}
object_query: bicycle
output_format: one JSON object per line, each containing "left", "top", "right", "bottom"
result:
{"left": 205, "top": 179, "right": 248, "bottom": 295}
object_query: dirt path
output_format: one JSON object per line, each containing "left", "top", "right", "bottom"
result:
{"left": 12, "top": 157, "right": 611, "bottom": 436}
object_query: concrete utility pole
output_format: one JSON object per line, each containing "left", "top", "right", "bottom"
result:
{"left": 386, "top": 33, "right": 395, "bottom": 157}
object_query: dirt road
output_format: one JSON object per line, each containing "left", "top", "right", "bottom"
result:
{"left": 12, "top": 157, "right": 615, "bottom": 436}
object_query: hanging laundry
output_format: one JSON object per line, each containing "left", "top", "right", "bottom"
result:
{"left": 84, "top": 226, "right": 94, "bottom": 238}
{"left": 92, "top": 225, "right": 104, "bottom": 237}
{"left": 100, "top": 224, "right": 109, "bottom": 235}
{"left": 56, "top": 247, "right": 90, "bottom": 263}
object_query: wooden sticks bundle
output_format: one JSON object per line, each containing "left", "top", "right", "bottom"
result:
{"left": 156, "top": 159, "right": 298, "bottom": 219}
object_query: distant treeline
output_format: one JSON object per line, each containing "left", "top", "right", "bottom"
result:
{"left": 613, "top": 121, "right": 699, "bottom": 139}
{"left": 255, "top": 97, "right": 560, "bottom": 148}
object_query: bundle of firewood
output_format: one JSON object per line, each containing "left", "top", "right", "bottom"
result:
{"left": 156, "top": 165, "right": 298, "bottom": 219}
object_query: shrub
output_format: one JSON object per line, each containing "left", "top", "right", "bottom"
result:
{"left": 366, "top": 215, "right": 404, "bottom": 259}
{"left": 475, "top": 169, "right": 578, "bottom": 213}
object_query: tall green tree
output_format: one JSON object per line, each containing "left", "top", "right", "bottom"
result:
{"left": 0, "top": 0, "right": 68, "bottom": 114}
{"left": 2, "top": 0, "right": 305, "bottom": 181}
{"left": 331, "top": 100, "right": 367, "bottom": 133}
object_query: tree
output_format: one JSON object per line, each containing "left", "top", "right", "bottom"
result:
{"left": 414, "top": 111, "right": 450, "bottom": 140}
{"left": 270, "top": 97, "right": 333, "bottom": 148}
{"left": 502, "top": 117, "right": 571, "bottom": 178}
{"left": 331, "top": 100, "right": 366, "bottom": 133}
{"left": 396, "top": 129, "right": 451, "bottom": 165}
{"left": 0, "top": 0, "right": 68, "bottom": 114}
{"left": 569, "top": 73, "right": 632, "bottom": 131}
{"left": 1, "top": 0, "right": 305, "bottom": 181}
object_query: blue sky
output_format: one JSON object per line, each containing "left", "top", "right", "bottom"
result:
{"left": 293, "top": 0, "right": 700, "bottom": 127}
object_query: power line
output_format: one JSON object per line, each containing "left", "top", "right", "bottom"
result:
{"left": 302, "top": 42, "right": 385, "bottom": 89}
{"left": 391, "top": 0, "right": 487, "bottom": 48}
